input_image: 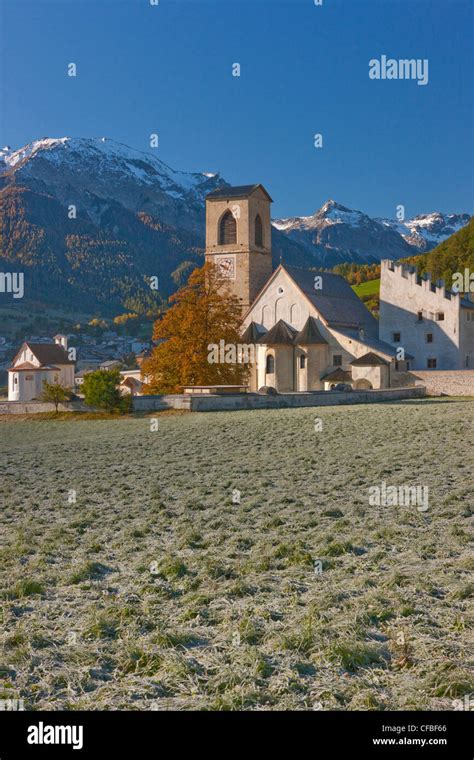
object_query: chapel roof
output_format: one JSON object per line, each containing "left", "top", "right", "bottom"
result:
{"left": 294, "top": 317, "right": 328, "bottom": 345}
{"left": 350, "top": 352, "right": 390, "bottom": 366}
{"left": 257, "top": 319, "right": 298, "bottom": 345}
{"left": 241, "top": 321, "right": 267, "bottom": 343}
{"left": 320, "top": 368, "right": 353, "bottom": 382}
{"left": 11, "top": 342, "right": 74, "bottom": 368}
{"left": 8, "top": 362, "right": 61, "bottom": 372}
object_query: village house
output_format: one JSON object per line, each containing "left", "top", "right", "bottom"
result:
{"left": 8, "top": 334, "right": 75, "bottom": 401}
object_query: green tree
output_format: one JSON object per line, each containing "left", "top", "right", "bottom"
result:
{"left": 41, "top": 380, "right": 72, "bottom": 413}
{"left": 82, "top": 369, "right": 129, "bottom": 413}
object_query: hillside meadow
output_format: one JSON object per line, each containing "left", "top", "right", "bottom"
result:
{"left": 0, "top": 399, "right": 472, "bottom": 711}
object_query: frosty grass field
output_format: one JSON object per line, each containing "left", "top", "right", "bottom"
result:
{"left": 1, "top": 398, "right": 472, "bottom": 711}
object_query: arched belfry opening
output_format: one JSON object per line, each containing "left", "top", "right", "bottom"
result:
{"left": 219, "top": 210, "right": 237, "bottom": 245}
{"left": 255, "top": 214, "right": 263, "bottom": 247}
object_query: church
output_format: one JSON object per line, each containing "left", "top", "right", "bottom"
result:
{"left": 205, "top": 184, "right": 406, "bottom": 392}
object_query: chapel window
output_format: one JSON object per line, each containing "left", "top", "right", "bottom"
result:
{"left": 266, "top": 354, "right": 275, "bottom": 374}
{"left": 299, "top": 354, "right": 306, "bottom": 369}
{"left": 333, "top": 355, "right": 342, "bottom": 366}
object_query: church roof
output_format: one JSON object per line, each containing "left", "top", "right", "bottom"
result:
{"left": 332, "top": 327, "right": 414, "bottom": 360}
{"left": 320, "top": 368, "right": 352, "bottom": 382}
{"left": 257, "top": 319, "right": 297, "bottom": 344}
{"left": 294, "top": 317, "right": 328, "bottom": 345}
{"left": 241, "top": 321, "right": 267, "bottom": 343}
{"left": 350, "top": 352, "right": 390, "bottom": 366}
{"left": 283, "top": 266, "right": 378, "bottom": 333}
{"left": 206, "top": 184, "right": 273, "bottom": 202}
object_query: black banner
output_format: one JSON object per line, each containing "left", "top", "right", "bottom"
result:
{"left": 0, "top": 710, "right": 471, "bottom": 758}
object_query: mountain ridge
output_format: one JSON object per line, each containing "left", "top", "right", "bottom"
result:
{"left": 0, "top": 136, "right": 470, "bottom": 315}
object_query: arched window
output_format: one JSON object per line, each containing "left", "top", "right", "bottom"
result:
{"left": 219, "top": 210, "right": 237, "bottom": 245}
{"left": 299, "top": 354, "right": 306, "bottom": 369}
{"left": 266, "top": 354, "right": 275, "bottom": 374}
{"left": 255, "top": 214, "right": 263, "bottom": 247}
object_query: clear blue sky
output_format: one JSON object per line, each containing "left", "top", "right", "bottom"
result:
{"left": 1, "top": 0, "right": 472, "bottom": 219}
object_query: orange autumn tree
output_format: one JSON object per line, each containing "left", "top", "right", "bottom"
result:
{"left": 142, "top": 262, "right": 248, "bottom": 393}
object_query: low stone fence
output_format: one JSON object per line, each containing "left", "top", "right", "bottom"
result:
{"left": 132, "top": 394, "right": 193, "bottom": 412}
{"left": 133, "top": 386, "right": 426, "bottom": 413}
{"left": 0, "top": 386, "right": 427, "bottom": 415}
{"left": 409, "top": 370, "right": 474, "bottom": 397}
{"left": 0, "top": 400, "right": 91, "bottom": 415}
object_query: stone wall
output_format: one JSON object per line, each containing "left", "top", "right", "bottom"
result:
{"left": 133, "top": 394, "right": 192, "bottom": 411}
{"left": 0, "top": 387, "right": 428, "bottom": 415}
{"left": 409, "top": 370, "right": 474, "bottom": 396}
{"left": 0, "top": 400, "right": 91, "bottom": 415}
{"left": 134, "top": 386, "right": 425, "bottom": 412}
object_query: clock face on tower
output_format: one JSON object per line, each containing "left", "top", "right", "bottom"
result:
{"left": 216, "top": 255, "right": 235, "bottom": 280}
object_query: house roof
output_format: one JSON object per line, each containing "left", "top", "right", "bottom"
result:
{"left": 350, "top": 352, "right": 390, "bottom": 366}
{"left": 8, "top": 362, "right": 37, "bottom": 372}
{"left": 11, "top": 342, "right": 74, "bottom": 368}
{"left": 294, "top": 317, "right": 328, "bottom": 345}
{"left": 9, "top": 362, "right": 61, "bottom": 372}
{"left": 241, "top": 321, "right": 267, "bottom": 343}
{"left": 121, "top": 376, "right": 141, "bottom": 387}
{"left": 206, "top": 184, "right": 273, "bottom": 202}
{"left": 257, "top": 319, "right": 298, "bottom": 344}
{"left": 283, "top": 266, "right": 379, "bottom": 332}
{"left": 320, "top": 368, "right": 352, "bottom": 382}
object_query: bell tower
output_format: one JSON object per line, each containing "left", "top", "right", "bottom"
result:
{"left": 205, "top": 184, "right": 273, "bottom": 314}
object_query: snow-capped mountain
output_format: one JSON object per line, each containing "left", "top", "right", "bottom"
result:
{"left": 273, "top": 200, "right": 414, "bottom": 264}
{"left": 273, "top": 200, "right": 471, "bottom": 264}
{"left": 375, "top": 212, "right": 471, "bottom": 252}
{"left": 0, "top": 136, "right": 225, "bottom": 233}
{"left": 0, "top": 136, "right": 311, "bottom": 312}
{"left": 0, "top": 136, "right": 470, "bottom": 314}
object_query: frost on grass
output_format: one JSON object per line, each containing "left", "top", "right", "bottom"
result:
{"left": 0, "top": 400, "right": 472, "bottom": 710}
